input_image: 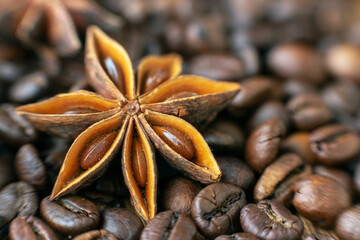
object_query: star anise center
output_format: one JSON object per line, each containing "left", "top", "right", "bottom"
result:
{"left": 124, "top": 100, "right": 141, "bottom": 116}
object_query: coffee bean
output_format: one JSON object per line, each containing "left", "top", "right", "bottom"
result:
{"left": 214, "top": 232, "right": 261, "bottom": 240}
{"left": 73, "top": 229, "right": 117, "bottom": 240}
{"left": 335, "top": 205, "right": 360, "bottom": 240}
{"left": 0, "top": 182, "right": 38, "bottom": 227}
{"left": 304, "top": 233, "right": 336, "bottom": 240}
{"left": 161, "top": 177, "right": 201, "bottom": 214}
{"left": 140, "top": 211, "right": 196, "bottom": 240}
{"left": 283, "top": 80, "right": 315, "bottom": 98}
{"left": 310, "top": 124, "right": 360, "bottom": 165}
{"left": 293, "top": 175, "right": 352, "bottom": 227}
{"left": 40, "top": 195, "right": 100, "bottom": 235}
{"left": 254, "top": 153, "right": 312, "bottom": 206}
{"left": 191, "top": 183, "right": 246, "bottom": 239}
{"left": 281, "top": 132, "right": 316, "bottom": 164}
{"left": 246, "top": 118, "right": 286, "bottom": 173}
{"left": 102, "top": 208, "right": 143, "bottom": 240}
{"left": 240, "top": 200, "right": 303, "bottom": 240}
{"left": 9, "top": 216, "right": 58, "bottom": 240}
{"left": 216, "top": 157, "right": 255, "bottom": 193}
{"left": 15, "top": 144, "right": 46, "bottom": 190}
{"left": 287, "top": 93, "right": 332, "bottom": 131}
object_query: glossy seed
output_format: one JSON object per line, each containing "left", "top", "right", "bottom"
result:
{"left": 153, "top": 126, "right": 195, "bottom": 160}
{"left": 80, "top": 131, "right": 117, "bottom": 170}
{"left": 142, "top": 68, "right": 167, "bottom": 93}
{"left": 131, "top": 137, "right": 147, "bottom": 188}
{"left": 103, "top": 56, "right": 125, "bottom": 94}
{"left": 166, "top": 92, "right": 198, "bottom": 101}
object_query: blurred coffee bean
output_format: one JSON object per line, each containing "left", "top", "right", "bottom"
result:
{"left": 310, "top": 124, "right": 360, "bottom": 165}
{"left": 0, "top": 61, "right": 25, "bottom": 84}
{"left": 230, "top": 41, "right": 259, "bottom": 76}
{"left": 226, "top": 0, "right": 269, "bottom": 27}
{"left": 326, "top": 44, "right": 360, "bottom": 83}
{"left": 0, "top": 158, "right": 14, "bottom": 189}
{"left": 189, "top": 54, "right": 245, "bottom": 82}
{"left": 281, "top": 132, "right": 316, "bottom": 164}
{"left": 9, "top": 216, "right": 58, "bottom": 240}
{"left": 102, "top": 208, "right": 143, "bottom": 240}
{"left": 240, "top": 200, "right": 303, "bottom": 240}
{"left": 287, "top": 93, "right": 332, "bottom": 131}
{"left": 335, "top": 205, "right": 360, "bottom": 240}
{"left": 191, "top": 183, "right": 246, "bottom": 239}
{"left": 254, "top": 154, "right": 312, "bottom": 206}
{"left": 8, "top": 71, "right": 48, "bottom": 104}
{"left": 283, "top": 79, "right": 315, "bottom": 98}
{"left": 248, "top": 100, "right": 289, "bottom": 130}
{"left": 267, "top": 42, "right": 325, "bottom": 84}
{"left": 246, "top": 118, "right": 286, "bottom": 173}
{"left": 203, "top": 119, "right": 244, "bottom": 155}
{"left": 15, "top": 144, "right": 46, "bottom": 190}
{"left": 228, "top": 77, "right": 273, "bottom": 117}
{"left": 40, "top": 195, "right": 100, "bottom": 235}
{"left": 215, "top": 232, "right": 260, "bottom": 240}
{"left": 216, "top": 157, "right": 255, "bottom": 193}
{"left": 161, "top": 177, "right": 201, "bottom": 214}
{"left": 293, "top": 175, "right": 352, "bottom": 227}
{"left": 304, "top": 233, "right": 336, "bottom": 240}
{"left": 0, "top": 104, "right": 36, "bottom": 146}
{"left": 140, "top": 211, "right": 196, "bottom": 240}
{"left": 0, "top": 182, "right": 38, "bottom": 227}
{"left": 73, "top": 229, "right": 117, "bottom": 240}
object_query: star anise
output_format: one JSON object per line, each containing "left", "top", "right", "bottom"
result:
{"left": 17, "top": 26, "right": 241, "bottom": 220}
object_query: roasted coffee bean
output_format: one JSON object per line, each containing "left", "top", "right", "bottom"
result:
{"left": 248, "top": 100, "right": 289, "bottom": 130}
{"left": 191, "top": 183, "right": 246, "bottom": 239}
{"left": 293, "top": 175, "right": 352, "bottom": 227}
{"left": 203, "top": 119, "right": 244, "bottom": 155}
{"left": 287, "top": 93, "right": 332, "bottom": 131}
{"left": 309, "top": 124, "right": 360, "bottom": 165}
{"left": 0, "top": 104, "right": 36, "bottom": 146}
{"left": 283, "top": 80, "right": 315, "bottom": 98}
{"left": 326, "top": 44, "right": 360, "bottom": 83}
{"left": 254, "top": 153, "right": 312, "bottom": 206}
{"left": 140, "top": 211, "right": 196, "bottom": 240}
{"left": 161, "top": 177, "right": 201, "bottom": 214}
{"left": 0, "top": 182, "right": 38, "bottom": 227}
{"left": 9, "top": 216, "right": 58, "bottom": 240}
{"left": 217, "top": 157, "right": 255, "bottom": 193}
{"left": 8, "top": 71, "right": 48, "bottom": 104}
{"left": 15, "top": 144, "right": 46, "bottom": 190}
{"left": 335, "top": 205, "right": 360, "bottom": 240}
{"left": 0, "top": 157, "right": 14, "bottom": 189}
{"left": 40, "top": 195, "right": 100, "bottom": 235}
{"left": 267, "top": 42, "right": 325, "bottom": 84}
{"left": 246, "top": 118, "right": 286, "bottom": 173}
{"left": 189, "top": 54, "right": 245, "bottom": 82}
{"left": 80, "top": 191, "right": 121, "bottom": 213}
{"left": 303, "top": 233, "right": 336, "bottom": 240}
{"left": 102, "top": 208, "right": 143, "bottom": 240}
{"left": 73, "top": 229, "right": 117, "bottom": 240}
{"left": 281, "top": 132, "right": 316, "bottom": 164}
{"left": 240, "top": 200, "right": 303, "bottom": 240}
{"left": 215, "top": 232, "right": 260, "bottom": 240}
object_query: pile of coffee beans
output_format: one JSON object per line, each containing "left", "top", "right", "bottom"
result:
{"left": 1, "top": 0, "right": 360, "bottom": 239}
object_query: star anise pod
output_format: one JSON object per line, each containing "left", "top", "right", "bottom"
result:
{"left": 17, "top": 26, "right": 241, "bottom": 220}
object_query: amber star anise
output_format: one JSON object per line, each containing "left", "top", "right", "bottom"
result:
{"left": 17, "top": 26, "right": 241, "bottom": 220}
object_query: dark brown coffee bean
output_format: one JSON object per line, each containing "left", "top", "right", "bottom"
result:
{"left": 102, "top": 208, "right": 143, "bottom": 240}
{"left": 287, "top": 93, "right": 332, "bottom": 131}
{"left": 281, "top": 132, "right": 316, "bottom": 164}
{"left": 0, "top": 182, "right": 38, "bottom": 227}
{"left": 140, "top": 211, "right": 196, "bottom": 240}
{"left": 240, "top": 200, "right": 303, "bottom": 240}
{"left": 217, "top": 157, "right": 255, "bottom": 193}
{"left": 310, "top": 124, "right": 360, "bottom": 165}
{"left": 246, "top": 118, "right": 286, "bottom": 173}
{"left": 267, "top": 42, "right": 325, "bottom": 84}
{"left": 254, "top": 153, "right": 312, "bottom": 206}
{"left": 15, "top": 144, "right": 46, "bottom": 190}
{"left": 335, "top": 205, "right": 360, "bottom": 240}
{"left": 189, "top": 54, "right": 245, "bottom": 82}
{"left": 0, "top": 157, "right": 14, "bottom": 189}
{"left": 191, "top": 183, "right": 246, "bottom": 239}
{"left": 293, "top": 175, "right": 352, "bottom": 227}
{"left": 73, "top": 229, "right": 117, "bottom": 240}
{"left": 0, "top": 104, "right": 36, "bottom": 146}
{"left": 215, "top": 232, "right": 261, "bottom": 240}
{"left": 203, "top": 119, "right": 244, "bottom": 155}
{"left": 40, "top": 195, "right": 100, "bottom": 235}
{"left": 80, "top": 191, "right": 121, "bottom": 213}
{"left": 304, "top": 233, "right": 336, "bottom": 240}
{"left": 9, "top": 216, "right": 58, "bottom": 240}
{"left": 283, "top": 80, "right": 315, "bottom": 98}
{"left": 161, "top": 177, "right": 201, "bottom": 214}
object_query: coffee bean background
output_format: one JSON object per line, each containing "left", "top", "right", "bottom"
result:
{"left": 1, "top": 0, "right": 360, "bottom": 239}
